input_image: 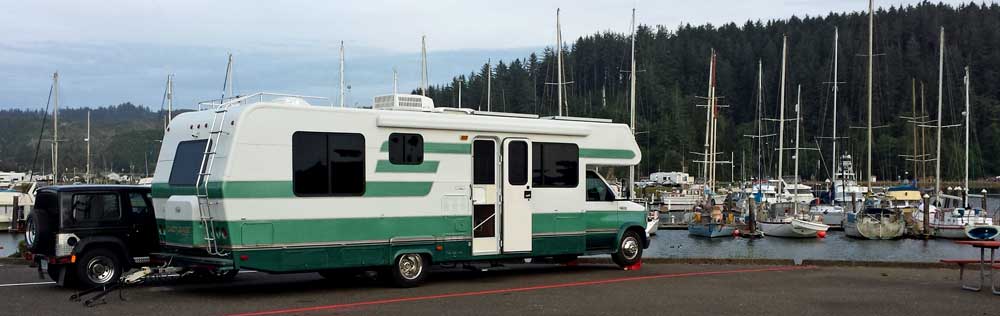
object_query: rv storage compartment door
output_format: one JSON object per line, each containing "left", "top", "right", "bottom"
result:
{"left": 163, "top": 196, "right": 201, "bottom": 247}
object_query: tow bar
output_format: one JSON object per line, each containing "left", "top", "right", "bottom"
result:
{"left": 70, "top": 266, "right": 186, "bottom": 307}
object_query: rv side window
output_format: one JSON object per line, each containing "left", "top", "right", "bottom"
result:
{"left": 169, "top": 139, "right": 209, "bottom": 186}
{"left": 507, "top": 141, "right": 528, "bottom": 185}
{"left": 388, "top": 133, "right": 424, "bottom": 165}
{"left": 532, "top": 142, "right": 579, "bottom": 188}
{"left": 293, "top": 132, "right": 366, "bottom": 196}
{"left": 472, "top": 140, "right": 495, "bottom": 185}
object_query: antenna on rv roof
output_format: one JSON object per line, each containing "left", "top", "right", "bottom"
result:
{"left": 220, "top": 53, "right": 234, "bottom": 105}
{"left": 393, "top": 67, "right": 399, "bottom": 106}
{"left": 487, "top": 59, "right": 492, "bottom": 112}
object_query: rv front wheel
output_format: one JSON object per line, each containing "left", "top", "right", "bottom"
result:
{"left": 612, "top": 230, "right": 643, "bottom": 268}
{"left": 390, "top": 253, "right": 428, "bottom": 287}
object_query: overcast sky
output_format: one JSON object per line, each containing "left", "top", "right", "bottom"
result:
{"left": 0, "top": 0, "right": 976, "bottom": 110}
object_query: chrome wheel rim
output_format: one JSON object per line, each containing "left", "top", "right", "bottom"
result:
{"left": 85, "top": 256, "right": 116, "bottom": 285}
{"left": 24, "top": 218, "right": 36, "bottom": 248}
{"left": 622, "top": 236, "right": 640, "bottom": 260}
{"left": 398, "top": 254, "right": 423, "bottom": 280}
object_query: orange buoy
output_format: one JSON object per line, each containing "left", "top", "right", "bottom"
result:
{"left": 817, "top": 231, "right": 827, "bottom": 238}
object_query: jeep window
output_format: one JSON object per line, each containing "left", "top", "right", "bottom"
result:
{"left": 129, "top": 192, "right": 151, "bottom": 215}
{"left": 72, "top": 193, "right": 121, "bottom": 222}
{"left": 169, "top": 139, "right": 209, "bottom": 186}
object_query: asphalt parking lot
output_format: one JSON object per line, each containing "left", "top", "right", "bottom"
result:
{"left": 0, "top": 261, "right": 997, "bottom": 316}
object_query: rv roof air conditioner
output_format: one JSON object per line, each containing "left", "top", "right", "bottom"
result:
{"left": 372, "top": 94, "right": 435, "bottom": 111}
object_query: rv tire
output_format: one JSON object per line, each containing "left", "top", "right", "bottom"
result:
{"left": 389, "top": 253, "right": 428, "bottom": 288}
{"left": 612, "top": 230, "right": 643, "bottom": 268}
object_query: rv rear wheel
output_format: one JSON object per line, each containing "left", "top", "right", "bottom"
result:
{"left": 612, "top": 230, "right": 643, "bottom": 268}
{"left": 389, "top": 253, "right": 428, "bottom": 288}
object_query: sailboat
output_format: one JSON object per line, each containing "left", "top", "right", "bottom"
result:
{"left": 843, "top": 0, "right": 905, "bottom": 240}
{"left": 757, "top": 37, "right": 829, "bottom": 238}
{"left": 688, "top": 50, "right": 738, "bottom": 238}
{"left": 913, "top": 49, "right": 999, "bottom": 239}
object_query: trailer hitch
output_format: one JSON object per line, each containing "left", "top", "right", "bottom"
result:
{"left": 70, "top": 266, "right": 185, "bottom": 307}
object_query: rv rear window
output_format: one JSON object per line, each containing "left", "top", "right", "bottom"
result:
{"left": 293, "top": 132, "right": 366, "bottom": 196}
{"left": 532, "top": 142, "right": 579, "bottom": 188}
{"left": 388, "top": 133, "right": 424, "bottom": 165}
{"left": 169, "top": 139, "right": 209, "bottom": 186}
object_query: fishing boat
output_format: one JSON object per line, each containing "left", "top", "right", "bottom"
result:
{"left": 688, "top": 205, "right": 738, "bottom": 238}
{"left": 830, "top": 154, "right": 867, "bottom": 208}
{"left": 808, "top": 204, "right": 844, "bottom": 228}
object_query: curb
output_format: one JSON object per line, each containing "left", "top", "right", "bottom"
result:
{"left": 0, "top": 257, "right": 29, "bottom": 265}
{"left": 579, "top": 257, "right": 956, "bottom": 269}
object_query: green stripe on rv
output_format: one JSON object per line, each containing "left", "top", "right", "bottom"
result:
{"left": 374, "top": 160, "right": 440, "bottom": 173}
{"left": 157, "top": 211, "right": 646, "bottom": 248}
{"left": 379, "top": 141, "right": 472, "bottom": 154}
{"left": 579, "top": 148, "right": 636, "bottom": 159}
{"left": 151, "top": 181, "right": 433, "bottom": 198}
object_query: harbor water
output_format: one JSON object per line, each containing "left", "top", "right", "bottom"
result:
{"left": 646, "top": 230, "right": 979, "bottom": 263}
{"left": 0, "top": 233, "right": 23, "bottom": 258}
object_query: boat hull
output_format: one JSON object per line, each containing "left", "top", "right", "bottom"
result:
{"left": 932, "top": 225, "right": 972, "bottom": 239}
{"left": 759, "top": 219, "right": 828, "bottom": 238}
{"left": 965, "top": 225, "right": 1000, "bottom": 240}
{"left": 688, "top": 222, "right": 735, "bottom": 238}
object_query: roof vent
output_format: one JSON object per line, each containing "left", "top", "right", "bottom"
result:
{"left": 373, "top": 94, "right": 435, "bottom": 111}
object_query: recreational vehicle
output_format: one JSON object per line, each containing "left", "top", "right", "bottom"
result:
{"left": 151, "top": 93, "right": 648, "bottom": 286}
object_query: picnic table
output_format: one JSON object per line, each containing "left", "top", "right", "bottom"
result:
{"left": 952, "top": 240, "right": 1000, "bottom": 292}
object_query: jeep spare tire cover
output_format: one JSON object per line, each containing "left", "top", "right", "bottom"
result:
{"left": 25, "top": 211, "right": 54, "bottom": 254}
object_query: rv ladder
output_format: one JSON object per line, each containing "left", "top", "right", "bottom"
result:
{"left": 193, "top": 99, "right": 236, "bottom": 257}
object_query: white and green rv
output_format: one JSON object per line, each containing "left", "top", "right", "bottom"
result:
{"left": 151, "top": 93, "right": 647, "bottom": 286}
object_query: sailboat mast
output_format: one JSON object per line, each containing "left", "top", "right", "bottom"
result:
{"left": 52, "top": 72, "right": 59, "bottom": 183}
{"left": 710, "top": 52, "right": 719, "bottom": 191}
{"left": 556, "top": 8, "right": 564, "bottom": 116}
{"left": 340, "top": 41, "right": 346, "bottom": 107}
{"left": 935, "top": 27, "right": 944, "bottom": 197}
{"left": 756, "top": 60, "right": 764, "bottom": 183}
{"left": 866, "top": 0, "right": 874, "bottom": 189}
{"left": 794, "top": 85, "right": 802, "bottom": 214}
{"left": 777, "top": 36, "right": 788, "bottom": 194}
{"left": 628, "top": 8, "right": 637, "bottom": 198}
{"left": 487, "top": 59, "right": 492, "bottom": 111}
{"left": 831, "top": 27, "right": 839, "bottom": 185}
{"left": 963, "top": 66, "right": 970, "bottom": 207}
{"left": 166, "top": 74, "right": 173, "bottom": 126}
{"left": 703, "top": 51, "right": 714, "bottom": 185}
{"left": 421, "top": 35, "right": 428, "bottom": 97}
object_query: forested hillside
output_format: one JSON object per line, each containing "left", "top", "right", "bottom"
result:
{"left": 419, "top": 2, "right": 1000, "bottom": 181}
{"left": 0, "top": 103, "right": 167, "bottom": 176}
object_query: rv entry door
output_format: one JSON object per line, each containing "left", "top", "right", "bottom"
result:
{"left": 471, "top": 138, "right": 499, "bottom": 255}
{"left": 501, "top": 138, "right": 532, "bottom": 253}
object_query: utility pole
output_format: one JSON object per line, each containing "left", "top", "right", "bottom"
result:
{"left": 556, "top": 8, "right": 564, "bottom": 116}
{"left": 421, "top": 35, "right": 428, "bottom": 97}
{"left": 628, "top": 8, "right": 637, "bottom": 199}
{"left": 340, "top": 41, "right": 346, "bottom": 107}
{"left": 86, "top": 110, "right": 91, "bottom": 183}
{"left": 53, "top": 72, "right": 60, "bottom": 183}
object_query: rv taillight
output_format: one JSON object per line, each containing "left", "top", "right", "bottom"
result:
{"left": 239, "top": 255, "right": 249, "bottom": 261}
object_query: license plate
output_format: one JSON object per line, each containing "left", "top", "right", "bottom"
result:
{"left": 40, "top": 259, "right": 48, "bottom": 272}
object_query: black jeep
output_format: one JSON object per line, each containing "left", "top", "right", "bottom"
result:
{"left": 24, "top": 185, "right": 159, "bottom": 288}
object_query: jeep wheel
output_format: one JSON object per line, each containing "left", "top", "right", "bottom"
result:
{"left": 75, "top": 248, "right": 124, "bottom": 288}
{"left": 24, "top": 212, "right": 53, "bottom": 253}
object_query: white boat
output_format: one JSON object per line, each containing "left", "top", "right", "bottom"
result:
{"left": 914, "top": 200, "right": 999, "bottom": 239}
{"left": 645, "top": 209, "right": 659, "bottom": 236}
{"left": 830, "top": 155, "right": 868, "bottom": 209}
{"left": 759, "top": 217, "right": 829, "bottom": 238}
{"left": 808, "top": 204, "right": 844, "bottom": 227}
{"left": 0, "top": 182, "right": 36, "bottom": 232}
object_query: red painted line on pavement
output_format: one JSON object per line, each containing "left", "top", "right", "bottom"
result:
{"left": 226, "top": 265, "right": 815, "bottom": 316}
